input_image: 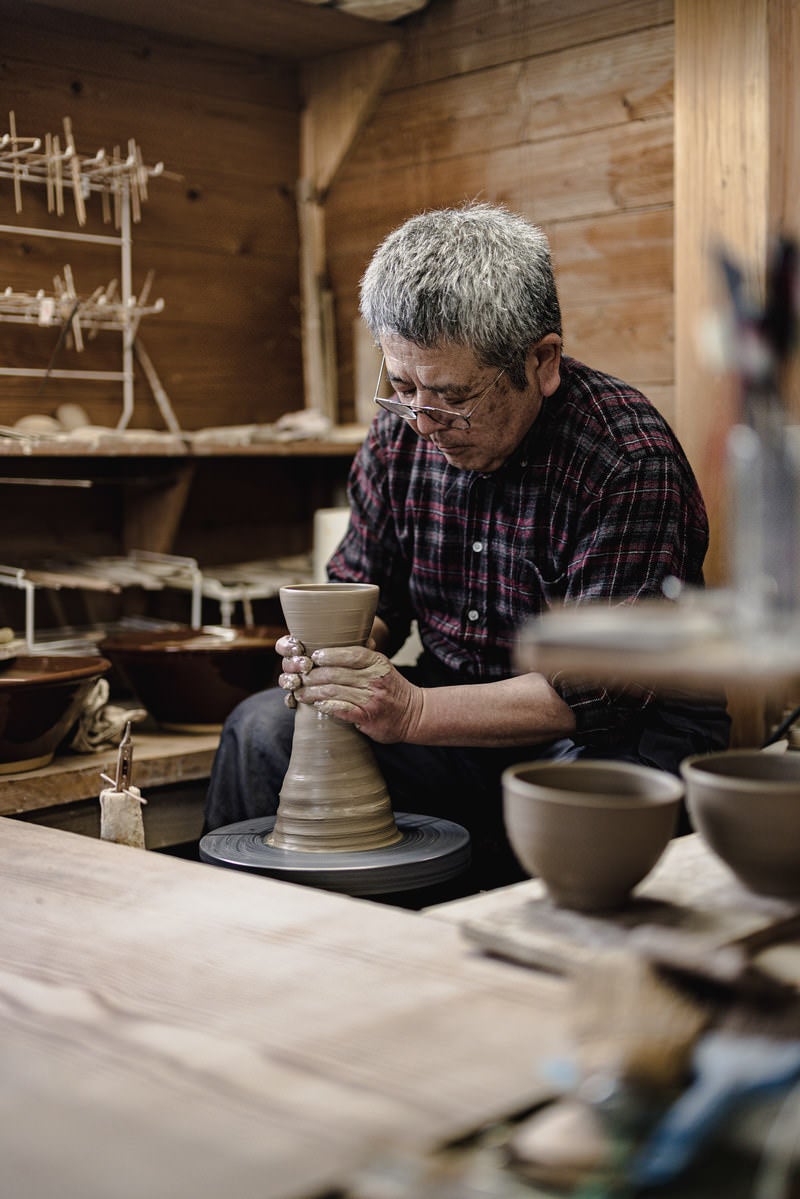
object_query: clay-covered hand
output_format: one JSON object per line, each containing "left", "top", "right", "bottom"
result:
{"left": 276, "top": 634, "right": 314, "bottom": 708}
{"left": 293, "top": 646, "right": 424, "bottom": 743}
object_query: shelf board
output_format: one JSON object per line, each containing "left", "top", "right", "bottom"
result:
{"left": 0, "top": 729, "right": 219, "bottom": 816}
{"left": 0, "top": 436, "right": 363, "bottom": 459}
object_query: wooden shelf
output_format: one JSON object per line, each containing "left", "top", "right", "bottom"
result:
{"left": 0, "top": 729, "right": 218, "bottom": 816}
{"left": 0, "top": 436, "right": 364, "bottom": 459}
{"left": 1, "top": 729, "right": 219, "bottom": 849}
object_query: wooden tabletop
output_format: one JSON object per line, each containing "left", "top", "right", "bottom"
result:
{"left": 0, "top": 817, "right": 570, "bottom": 1199}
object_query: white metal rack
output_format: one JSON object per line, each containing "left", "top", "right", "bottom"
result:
{"left": 0, "top": 551, "right": 314, "bottom": 649}
{"left": 0, "top": 113, "right": 169, "bottom": 429}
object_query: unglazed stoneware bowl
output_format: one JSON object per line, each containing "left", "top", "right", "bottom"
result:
{"left": 0, "top": 654, "right": 111, "bottom": 773}
{"left": 681, "top": 750, "right": 800, "bottom": 898}
{"left": 502, "top": 760, "right": 683, "bottom": 911}
{"left": 99, "top": 625, "right": 283, "bottom": 733}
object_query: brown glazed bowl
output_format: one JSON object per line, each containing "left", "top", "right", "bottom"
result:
{"left": 0, "top": 654, "right": 111, "bottom": 774}
{"left": 502, "top": 760, "right": 683, "bottom": 911}
{"left": 99, "top": 625, "right": 284, "bottom": 733}
{"left": 681, "top": 750, "right": 800, "bottom": 898}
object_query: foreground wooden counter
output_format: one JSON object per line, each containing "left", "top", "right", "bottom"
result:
{"left": 0, "top": 818, "right": 569, "bottom": 1199}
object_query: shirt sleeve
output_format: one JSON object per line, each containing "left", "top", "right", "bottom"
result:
{"left": 550, "top": 453, "right": 709, "bottom": 745}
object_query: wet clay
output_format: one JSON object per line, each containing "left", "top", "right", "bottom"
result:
{"left": 268, "top": 583, "right": 402, "bottom": 853}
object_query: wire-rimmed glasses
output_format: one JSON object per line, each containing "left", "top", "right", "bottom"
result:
{"left": 372, "top": 355, "right": 506, "bottom": 431}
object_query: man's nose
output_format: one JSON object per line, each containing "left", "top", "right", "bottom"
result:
{"left": 411, "top": 408, "right": 439, "bottom": 436}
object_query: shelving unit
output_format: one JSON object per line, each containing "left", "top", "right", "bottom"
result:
{"left": 0, "top": 112, "right": 170, "bottom": 429}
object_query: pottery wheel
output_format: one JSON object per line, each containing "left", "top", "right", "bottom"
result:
{"left": 199, "top": 812, "right": 471, "bottom": 896}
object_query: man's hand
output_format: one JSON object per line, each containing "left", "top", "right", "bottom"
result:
{"left": 277, "top": 638, "right": 424, "bottom": 743}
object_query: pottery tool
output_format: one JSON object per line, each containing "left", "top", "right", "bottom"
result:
{"left": 35, "top": 291, "right": 81, "bottom": 399}
{"left": 128, "top": 138, "right": 141, "bottom": 221}
{"left": 112, "top": 144, "right": 122, "bottom": 228}
{"left": 99, "top": 721, "right": 147, "bottom": 849}
{"left": 8, "top": 111, "right": 21, "bottom": 213}
{"left": 44, "top": 130, "right": 54, "bottom": 213}
{"left": 52, "top": 132, "right": 64, "bottom": 215}
{"left": 62, "top": 116, "right": 86, "bottom": 225}
{"left": 133, "top": 338, "right": 182, "bottom": 433}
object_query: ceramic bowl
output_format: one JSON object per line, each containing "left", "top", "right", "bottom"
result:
{"left": 502, "top": 760, "right": 684, "bottom": 911}
{"left": 99, "top": 625, "right": 284, "bottom": 733}
{"left": 681, "top": 750, "right": 800, "bottom": 898}
{"left": 0, "top": 654, "right": 111, "bottom": 773}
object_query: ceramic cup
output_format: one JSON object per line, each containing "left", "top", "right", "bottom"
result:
{"left": 681, "top": 749, "right": 800, "bottom": 897}
{"left": 502, "top": 759, "right": 684, "bottom": 911}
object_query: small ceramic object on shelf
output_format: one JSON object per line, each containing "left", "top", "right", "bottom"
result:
{"left": 502, "top": 760, "right": 683, "bottom": 911}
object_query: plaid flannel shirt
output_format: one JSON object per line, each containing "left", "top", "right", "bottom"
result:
{"left": 328, "top": 356, "right": 710, "bottom": 746}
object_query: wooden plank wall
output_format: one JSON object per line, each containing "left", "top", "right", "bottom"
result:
{"left": 0, "top": 0, "right": 303, "bottom": 432}
{"left": 325, "top": 0, "right": 676, "bottom": 424}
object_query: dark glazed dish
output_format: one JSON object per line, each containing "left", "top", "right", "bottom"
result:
{"left": 99, "top": 625, "right": 284, "bottom": 732}
{"left": 0, "top": 654, "right": 111, "bottom": 773}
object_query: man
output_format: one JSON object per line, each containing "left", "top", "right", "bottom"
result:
{"left": 205, "top": 203, "right": 729, "bottom": 888}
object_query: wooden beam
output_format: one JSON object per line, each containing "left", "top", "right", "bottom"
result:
{"left": 298, "top": 39, "right": 400, "bottom": 419}
{"left": 768, "top": 0, "right": 800, "bottom": 418}
{"left": 674, "top": 0, "right": 770, "bottom": 587}
{"left": 675, "top": 0, "right": 800, "bottom": 587}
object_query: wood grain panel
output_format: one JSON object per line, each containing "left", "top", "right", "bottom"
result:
{"left": 0, "top": 168, "right": 298, "bottom": 259}
{"left": 1, "top": 62, "right": 298, "bottom": 181}
{"left": 397, "top": 0, "right": 674, "bottom": 89}
{"left": 342, "top": 25, "right": 672, "bottom": 177}
{"left": 0, "top": 319, "right": 304, "bottom": 429}
{"left": 327, "top": 117, "right": 673, "bottom": 250}
{"left": 1, "top": 0, "right": 299, "bottom": 108}
{"left": 563, "top": 292, "right": 673, "bottom": 384}
{"left": 544, "top": 209, "right": 673, "bottom": 301}
{"left": 23, "top": 0, "right": 390, "bottom": 58}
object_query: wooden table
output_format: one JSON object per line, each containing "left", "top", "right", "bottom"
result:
{"left": 0, "top": 730, "right": 217, "bottom": 846}
{"left": 0, "top": 818, "right": 570, "bottom": 1199}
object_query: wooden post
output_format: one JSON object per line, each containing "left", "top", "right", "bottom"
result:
{"left": 297, "top": 39, "right": 400, "bottom": 422}
{"left": 674, "top": 0, "right": 769, "bottom": 588}
{"left": 674, "top": 0, "right": 800, "bottom": 587}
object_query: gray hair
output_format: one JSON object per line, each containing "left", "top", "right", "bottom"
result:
{"left": 359, "top": 202, "right": 562, "bottom": 388}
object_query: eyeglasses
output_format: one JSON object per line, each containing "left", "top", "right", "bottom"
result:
{"left": 372, "top": 356, "right": 506, "bottom": 430}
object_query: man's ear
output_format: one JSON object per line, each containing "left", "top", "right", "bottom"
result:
{"left": 528, "top": 334, "right": 562, "bottom": 397}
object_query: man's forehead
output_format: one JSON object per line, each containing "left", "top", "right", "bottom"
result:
{"left": 381, "top": 337, "right": 483, "bottom": 382}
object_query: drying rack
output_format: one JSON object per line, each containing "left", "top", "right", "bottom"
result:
{"left": 0, "top": 551, "right": 313, "bottom": 649}
{"left": 0, "top": 111, "right": 178, "bottom": 431}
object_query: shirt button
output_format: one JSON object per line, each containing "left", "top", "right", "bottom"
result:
{"left": 472, "top": 541, "right": 483, "bottom": 553}
{"left": 467, "top": 609, "right": 480, "bottom": 622}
